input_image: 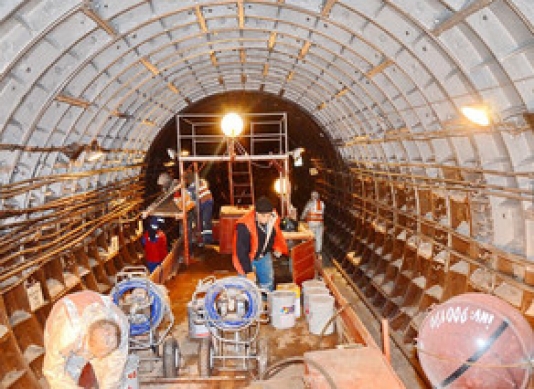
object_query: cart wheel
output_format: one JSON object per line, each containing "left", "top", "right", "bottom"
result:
{"left": 257, "top": 338, "right": 269, "bottom": 378}
{"left": 199, "top": 337, "right": 212, "bottom": 377}
{"left": 163, "top": 338, "right": 180, "bottom": 378}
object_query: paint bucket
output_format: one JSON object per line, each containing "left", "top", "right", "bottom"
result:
{"left": 303, "top": 286, "right": 330, "bottom": 320}
{"left": 276, "top": 282, "right": 301, "bottom": 318}
{"left": 124, "top": 354, "right": 140, "bottom": 389}
{"left": 308, "top": 294, "right": 335, "bottom": 335}
{"left": 270, "top": 290, "right": 296, "bottom": 329}
{"left": 301, "top": 279, "right": 326, "bottom": 296}
{"left": 188, "top": 299, "right": 209, "bottom": 338}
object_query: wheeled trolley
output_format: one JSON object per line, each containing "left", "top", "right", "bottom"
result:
{"left": 191, "top": 276, "right": 270, "bottom": 377}
{"left": 111, "top": 266, "right": 181, "bottom": 378}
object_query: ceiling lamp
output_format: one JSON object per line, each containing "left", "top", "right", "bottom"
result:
{"left": 461, "top": 104, "right": 491, "bottom": 126}
{"left": 86, "top": 140, "right": 103, "bottom": 162}
{"left": 221, "top": 113, "right": 244, "bottom": 137}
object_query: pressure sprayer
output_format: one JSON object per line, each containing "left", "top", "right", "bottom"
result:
{"left": 190, "top": 275, "right": 270, "bottom": 377}
{"left": 110, "top": 266, "right": 181, "bottom": 379}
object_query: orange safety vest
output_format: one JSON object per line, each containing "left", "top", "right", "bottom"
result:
{"left": 232, "top": 210, "right": 288, "bottom": 275}
{"left": 306, "top": 200, "right": 324, "bottom": 223}
{"left": 198, "top": 184, "right": 213, "bottom": 204}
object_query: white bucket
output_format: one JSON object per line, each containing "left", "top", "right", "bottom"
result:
{"left": 270, "top": 290, "right": 296, "bottom": 329}
{"left": 276, "top": 283, "right": 301, "bottom": 318}
{"left": 308, "top": 295, "right": 335, "bottom": 335}
{"left": 124, "top": 354, "right": 140, "bottom": 389}
{"left": 188, "top": 300, "right": 209, "bottom": 338}
{"left": 303, "top": 286, "right": 330, "bottom": 319}
{"left": 301, "top": 279, "right": 326, "bottom": 296}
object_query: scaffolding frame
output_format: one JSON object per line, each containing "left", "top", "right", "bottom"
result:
{"left": 176, "top": 112, "right": 291, "bottom": 263}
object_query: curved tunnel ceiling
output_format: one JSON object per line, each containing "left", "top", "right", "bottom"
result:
{"left": 1, "top": 1, "right": 534, "bottom": 241}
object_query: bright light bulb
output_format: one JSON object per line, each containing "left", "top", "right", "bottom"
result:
{"left": 274, "top": 178, "right": 290, "bottom": 194}
{"left": 221, "top": 113, "right": 244, "bottom": 137}
{"left": 461, "top": 105, "right": 491, "bottom": 126}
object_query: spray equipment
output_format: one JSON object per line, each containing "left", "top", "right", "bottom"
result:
{"left": 190, "top": 276, "right": 270, "bottom": 377}
{"left": 191, "top": 275, "right": 266, "bottom": 331}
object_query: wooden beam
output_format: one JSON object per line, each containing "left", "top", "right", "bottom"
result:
{"left": 140, "top": 58, "right": 160, "bottom": 76}
{"left": 432, "top": 0, "right": 496, "bottom": 36}
{"left": 299, "top": 41, "right": 311, "bottom": 59}
{"left": 167, "top": 83, "right": 179, "bottom": 94}
{"left": 366, "top": 58, "right": 393, "bottom": 78}
{"left": 195, "top": 5, "right": 208, "bottom": 33}
{"left": 268, "top": 32, "right": 277, "bottom": 50}
{"left": 237, "top": 0, "right": 245, "bottom": 29}
{"left": 55, "top": 94, "right": 91, "bottom": 109}
{"left": 322, "top": 0, "right": 338, "bottom": 17}
{"left": 82, "top": 5, "right": 118, "bottom": 37}
{"left": 263, "top": 63, "right": 269, "bottom": 76}
{"left": 210, "top": 51, "right": 218, "bottom": 66}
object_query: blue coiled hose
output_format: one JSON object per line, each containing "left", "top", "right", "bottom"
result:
{"left": 111, "top": 278, "right": 166, "bottom": 336}
{"left": 203, "top": 276, "right": 262, "bottom": 331}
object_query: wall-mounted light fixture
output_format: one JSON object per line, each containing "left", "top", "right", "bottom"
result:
{"left": 290, "top": 147, "right": 305, "bottom": 167}
{"left": 461, "top": 104, "right": 491, "bottom": 126}
{"left": 86, "top": 140, "right": 104, "bottom": 162}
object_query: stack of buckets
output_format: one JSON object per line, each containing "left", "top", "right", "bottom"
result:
{"left": 302, "top": 279, "right": 335, "bottom": 335}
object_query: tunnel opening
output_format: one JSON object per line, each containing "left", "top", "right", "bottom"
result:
{"left": 143, "top": 90, "right": 343, "bottom": 219}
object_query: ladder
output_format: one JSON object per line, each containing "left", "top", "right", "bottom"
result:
{"left": 228, "top": 159, "right": 255, "bottom": 206}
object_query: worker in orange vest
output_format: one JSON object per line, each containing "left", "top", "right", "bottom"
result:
{"left": 198, "top": 178, "right": 214, "bottom": 245}
{"left": 232, "top": 196, "right": 288, "bottom": 291}
{"left": 301, "top": 191, "right": 325, "bottom": 255}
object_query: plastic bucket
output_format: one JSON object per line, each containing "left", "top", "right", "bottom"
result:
{"left": 276, "top": 283, "right": 301, "bottom": 318}
{"left": 301, "top": 279, "right": 326, "bottom": 296}
{"left": 188, "top": 300, "right": 209, "bottom": 338}
{"left": 308, "top": 294, "right": 335, "bottom": 335}
{"left": 124, "top": 354, "right": 140, "bottom": 389}
{"left": 303, "top": 286, "right": 330, "bottom": 319}
{"left": 270, "top": 290, "right": 296, "bottom": 329}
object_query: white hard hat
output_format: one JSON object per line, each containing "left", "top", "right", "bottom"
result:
{"left": 311, "top": 191, "right": 319, "bottom": 200}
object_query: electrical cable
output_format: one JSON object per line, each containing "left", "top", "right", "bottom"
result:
{"left": 258, "top": 356, "right": 338, "bottom": 389}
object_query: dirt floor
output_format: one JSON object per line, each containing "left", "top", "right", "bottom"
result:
{"left": 139, "top": 244, "right": 427, "bottom": 388}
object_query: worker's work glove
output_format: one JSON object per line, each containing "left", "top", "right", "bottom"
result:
{"left": 246, "top": 272, "right": 256, "bottom": 282}
{"left": 273, "top": 251, "right": 282, "bottom": 258}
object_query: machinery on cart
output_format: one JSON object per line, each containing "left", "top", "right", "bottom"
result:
{"left": 110, "top": 266, "right": 180, "bottom": 378}
{"left": 191, "top": 276, "right": 270, "bottom": 377}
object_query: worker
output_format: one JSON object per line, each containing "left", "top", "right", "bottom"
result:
{"left": 173, "top": 177, "right": 196, "bottom": 259}
{"left": 42, "top": 290, "right": 130, "bottom": 389}
{"left": 232, "top": 196, "right": 288, "bottom": 291}
{"left": 141, "top": 216, "right": 168, "bottom": 273}
{"left": 198, "top": 178, "right": 214, "bottom": 245}
{"left": 301, "top": 191, "right": 325, "bottom": 256}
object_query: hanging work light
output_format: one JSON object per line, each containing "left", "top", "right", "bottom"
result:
{"left": 221, "top": 113, "right": 244, "bottom": 137}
